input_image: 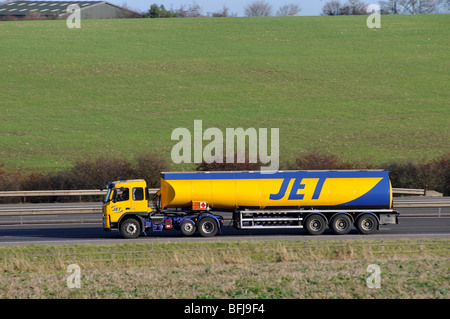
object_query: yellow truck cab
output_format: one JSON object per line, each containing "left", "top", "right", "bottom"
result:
{"left": 102, "top": 179, "right": 152, "bottom": 237}
{"left": 102, "top": 177, "right": 224, "bottom": 239}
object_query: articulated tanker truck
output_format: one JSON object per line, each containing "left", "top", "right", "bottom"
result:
{"left": 102, "top": 170, "right": 399, "bottom": 238}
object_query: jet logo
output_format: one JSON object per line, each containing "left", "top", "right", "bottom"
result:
{"left": 269, "top": 177, "right": 326, "bottom": 200}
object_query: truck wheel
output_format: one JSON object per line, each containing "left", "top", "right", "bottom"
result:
{"left": 198, "top": 217, "right": 218, "bottom": 237}
{"left": 180, "top": 219, "right": 196, "bottom": 236}
{"left": 330, "top": 214, "right": 352, "bottom": 235}
{"left": 356, "top": 214, "right": 378, "bottom": 235}
{"left": 120, "top": 218, "right": 141, "bottom": 239}
{"left": 305, "top": 214, "right": 326, "bottom": 235}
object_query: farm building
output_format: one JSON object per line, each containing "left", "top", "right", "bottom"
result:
{"left": 0, "top": 1, "right": 143, "bottom": 20}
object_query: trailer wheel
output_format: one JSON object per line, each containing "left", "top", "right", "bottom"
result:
{"left": 119, "top": 218, "right": 141, "bottom": 239}
{"left": 330, "top": 214, "right": 352, "bottom": 235}
{"left": 180, "top": 219, "right": 196, "bottom": 236}
{"left": 305, "top": 214, "right": 326, "bottom": 235}
{"left": 356, "top": 214, "right": 378, "bottom": 235}
{"left": 198, "top": 217, "right": 218, "bottom": 237}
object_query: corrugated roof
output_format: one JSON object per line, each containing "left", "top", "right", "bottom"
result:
{"left": 0, "top": 1, "right": 105, "bottom": 16}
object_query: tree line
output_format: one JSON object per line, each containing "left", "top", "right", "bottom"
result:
{"left": 1, "top": 152, "right": 448, "bottom": 204}
{"left": 322, "top": 0, "right": 447, "bottom": 15}
{"left": 143, "top": 1, "right": 448, "bottom": 18}
{"left": 145, "top": 2, "right": 301, "bottom": 18}
{"left": 145, "top": 0, "right": 301, "bottom": 18}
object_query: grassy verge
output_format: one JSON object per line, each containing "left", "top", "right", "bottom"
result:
{"left": 0, "top": 239, "right": 448, "bottom": 299}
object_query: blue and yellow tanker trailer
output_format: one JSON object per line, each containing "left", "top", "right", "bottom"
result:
{"left": 159, "top": 170, "right": 399, "bottom": 235}
{"left": 103, "top": 170, "right": 399, "bottom": 238}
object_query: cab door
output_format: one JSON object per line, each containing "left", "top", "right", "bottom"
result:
{"left": 111, "top": 187, "right": 131, "bottom": 215}
{"left": 130, "top": 186, "right": 148, "bottom": 213}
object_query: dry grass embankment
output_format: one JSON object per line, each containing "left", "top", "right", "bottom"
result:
{"left": 0, "top": 239, "right": 449, "bottom": 299}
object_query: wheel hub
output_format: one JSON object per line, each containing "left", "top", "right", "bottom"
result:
{"left": 202, "top": 221, "right": 214, "bottom": 233}
{"left": 126, "top": 224, "right": 137, "bottom": 234}
{"left": 362, "top": 219, "right": 373, "bottom": 230}
{"left": 310, "top": 219, "right": 322, "bottom": 230}
{"left": 336, "top": 219, "right": 348, "bottom": 230}
{"left": 184, "top": 223, "right": 193, "bottom": 232}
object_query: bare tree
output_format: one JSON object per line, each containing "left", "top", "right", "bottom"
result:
{"left": 379, "top": 0, "right": 402, "bottom": 13}
{"left": 322, "top": 0, "right": 375, "bottom": 15}
{"left": 379, "top": 0, "right": 443, "bottom": 13}
{"left": 276, "top": 3, "right": 302, "bottom": 16}
{"left": 340, "top": 0, "right": 367, "bottom": 14}
{"left": 322, "top": 0, "right": 343, "bottom": 15}
{"left": 398, "top": 0, "right": 441, "bottom": 14}
{"left": 211, "top": 5, "right": 237, "bottom": 17}
{"left": 244, "top": 1, "right": 272, "bottom": 17}
{"left": 176, "top": 1, "right": 203, "bottom": 17}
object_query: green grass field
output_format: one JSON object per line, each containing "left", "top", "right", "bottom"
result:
{"left": 1, "top": 15, "right": 449, "bottom": 170}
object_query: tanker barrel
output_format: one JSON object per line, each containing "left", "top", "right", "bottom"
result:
{"left": 159, "top": 170, "right": 392, "bottom": 210}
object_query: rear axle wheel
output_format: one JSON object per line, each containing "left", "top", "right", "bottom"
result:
{"left": 198, "top": 217, "right": 218, "bottom": 237}
{"left": 180, "top": 219, "right": 196, "bottom": 236}
{"left": 356, "top": 214, "right": 378, "bottom": 235}
{"left": 330, "top": 214, "right": 352, "bottom": 235}
{"left": 305, "top": 214, "right": 327, "bottom": 235}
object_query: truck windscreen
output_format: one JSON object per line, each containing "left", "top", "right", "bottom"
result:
{"left": 103, "top": 188, "right": 112, "bottom": 204}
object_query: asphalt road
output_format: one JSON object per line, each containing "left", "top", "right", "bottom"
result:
{"left": 0, "top": 214, "right": 449, "bottom": 246}
{"left": 0, "top": 199, "right": 449, "bottom": 246}
{"left": 0, "top": 198, "right": 449, "bottom": 223}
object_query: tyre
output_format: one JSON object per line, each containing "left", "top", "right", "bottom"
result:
{"left": 119, "top": 218, "right": 141, "bottom": 239}
{"left": 198, "top": 217, "right": 218, "bottom": 237}
{"left": 330, "top": 214, "right": 352, "bottom": 235}
{"left": 304, "top": 214, "right": 327, "bottom": 235}
{"left": 180, "top": 219, "right": 196, "bottom": 236}
{"left": 356, "top": 214, "right": 378, "bottom": 235}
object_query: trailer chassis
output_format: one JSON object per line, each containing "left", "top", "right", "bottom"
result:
{"left": 233, "top": 209, "right": 399, "bottom": 235}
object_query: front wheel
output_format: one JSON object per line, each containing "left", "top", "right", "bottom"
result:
{"left": 119, "top": 218, "right": 141, "bottom": 239}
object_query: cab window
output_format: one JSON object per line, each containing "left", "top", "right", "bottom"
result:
{"left": 133, "top": 187, "right": 144, "bottom": 201}
{"left": 115, "top": 188, "right": 129, "bottom": 202}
